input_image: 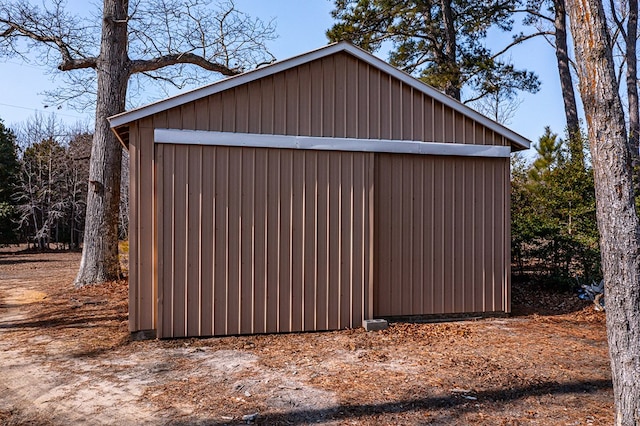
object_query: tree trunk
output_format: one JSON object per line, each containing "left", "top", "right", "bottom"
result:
{"left": 565, "top": 0, "right": 640, "bottom": 424}
{"left": 553, "top": 0, "right": 581, "bottom": 162}
{"left": 75, "top": 0, "right": 130, "bottom": 286}
{"left": 627, "top": 0, "right": 640, "bottom": 190}
{"left": 440, "top": 0, "right": 461, "bottom": 100}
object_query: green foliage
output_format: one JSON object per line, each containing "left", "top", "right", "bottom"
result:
{"left": 327, "top": 0, "right": 540, "bottom": 101}
{"left": 0, "top": 119, "right": 20, "bottom": 244}
{"left": 512, "top": 128, "right": 600, "bottom": 290}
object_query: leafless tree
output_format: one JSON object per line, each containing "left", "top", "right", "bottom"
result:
{"left": 14, "top": 114, "right": 91, "bottom": 249}
{"left": 119, "top": 150, "right": 129, "bottom": 241}
{"left": 66, "top": 130, "right": 91, "bottom": 249}
{"left": 566, "top": 0, "right": 640, "bottom": 422}
{"left": 15, "top": 136, "right": 67, "bottom": 249}
{"left": 471, "top": 59, "right": 524, "bottom": 125}
{"left": 0, "top": 0, "right": 275, "bottom": 285}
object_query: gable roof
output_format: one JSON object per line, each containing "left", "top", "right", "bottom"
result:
{"left": 109, "top": 41, "right": 530, "bottom": 150}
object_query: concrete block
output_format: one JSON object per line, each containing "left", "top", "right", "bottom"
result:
{"left": 362, "top": 319, "right": 388, "bottom": 331}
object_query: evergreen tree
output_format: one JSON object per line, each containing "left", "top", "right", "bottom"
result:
{"left": 327, "top": 0, "right": 540, "bottom": 102}
{"left": 511, "top": 128, "right": 599, "bottom": 288}
{"left": 0, "top": 119, "right": 19, "bottom": 244}
{"left": 528, "top": 126, "right": 563, "bottom": 182}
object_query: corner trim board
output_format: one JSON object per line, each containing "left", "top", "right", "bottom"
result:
{"left": 153, "top": 129, "right": 512, "bottom": 158}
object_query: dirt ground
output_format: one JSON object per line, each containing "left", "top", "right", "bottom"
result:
{"left": 0, "top": 248, "right": 612, "bottom": 425}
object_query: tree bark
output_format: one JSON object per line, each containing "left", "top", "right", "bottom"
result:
{"left": 565, "top": 0, "right": 640, "bottom": 424}
{"left": 440, "top": 0, "right": 461, "bottom": 100}
{"left": 627, "top": 0, "right": 639, "bottom": 188}
{"left": 74, "top": 0, "right": 130, "bottom": 285}
{"left": 553, "top": 0, "right": 581, "bottom": 161}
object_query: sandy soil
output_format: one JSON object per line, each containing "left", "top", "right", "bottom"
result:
{"left": 0, "top": 248, "right": 613, "bottom": 425}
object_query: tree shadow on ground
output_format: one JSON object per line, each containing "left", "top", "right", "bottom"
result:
{"left": 0, "top": 257, "right": 56, "bottom": 266}
{"left": 173, "top": 379, "right": 611, "bottom": 426}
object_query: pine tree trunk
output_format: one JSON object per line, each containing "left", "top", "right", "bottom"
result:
{"left": 553, "top": 0, "right": 581, "bottom": 159}
{"left": 440, "top": 0, "right": 460, "bottom": 100}
{"left": 75, "top": 0, "right": 130, "bottom": 286}
{"left": 566, "top": 0, "right": 640, "bottom": 424}
{"left": 627, "top": 0, "right": 639, "bottom": 189}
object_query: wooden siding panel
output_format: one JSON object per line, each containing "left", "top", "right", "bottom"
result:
{"left": 213, "top": 147, "right": 229, "bottom": 335}
{"left": 260, "top": 78, "right": 274, "bottom": 134}
{"left": 315, "top": 152, "right": 330, "bottom": 330}
{"left": 369, "top": 68, "right": 380, "bottom": 139}
{"left": 200, "top": 146, "right": 215, "bottom": 336}
{"left": 298, "top": 64, "right": 312, "bottom": 137}
{"left": 194, "top": 98, "right": 209, "bottom": 131}
{"left": 357, "top": 61, "right": 369, "bottom": 139}
{"left": 265, "top": 150, "right": 280, "bottom": 332}
{"left": 147, "top": 52, "right": 513, "bottom": 146}
{"left": 208, "top": 94, "right": 223, "bottom": 132}
{"left": 310, "top": 63, "right": 324, "bottom": 137}
{"left": 240, "top": 148, "right": 256, "bottom": 333}
{"left": 334, "top": 54, "right": 346, "bottom": 138}
{"left": 253, "top": 149, "right": 268, "bottom": 332}
{"left": 278, "top": 150, "right": 293, "bottom": 331}
{"left": 374, "top": 155, "right": 509, "bottom": 317}
{"left": 322, "top": 56, "right": 335, "bottom": 137}
{"left": 379, "top": 73, "right": 391, "bottom": 139}
{"left": 155, "top": 146, "right": 371, "bottom": 337}
{"left": 402, "top": 85, "right": 414, "bottom": 140}
{"left": 303, "top": 152, "right": 318, "bottom": 330}
{"left": 273, "top": 71, "right": 286, "bottom": 135}
{"left": 291, "top": 150, "right": 304, "bottom": 332}
{"left": 128, "top": 125, "right": 139, "bottom": 332}
{"left": 186, "top": 145, "right": 202, "bottom": 336}
{"left": 138, "top": 118, "right": 155, "bottom": 331}
{"left": 444, "top": 107, "right": 454, "bottom": 142}
{"left": 433, "top": 101, "right": 444, "bottom": 142}
{"left": 226, "top": 148, "right": 241, "bottom": 334}
{"left": 172, "top": 144, "right": 188, "bottom": 337}
{"left": 345, "top": 56, "right": 359, "bottom": 138}
{"left": 235, "top": 84, "right": 250, "bottom": 133}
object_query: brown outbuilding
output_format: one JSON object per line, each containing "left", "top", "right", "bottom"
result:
{"left": 110, "top": 42, "right": 530, "bottom": 338}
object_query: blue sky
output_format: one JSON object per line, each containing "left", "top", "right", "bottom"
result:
{"left": 0, "top": 0, "right": 569, "bottom": 145}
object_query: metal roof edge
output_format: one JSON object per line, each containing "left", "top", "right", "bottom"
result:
{"left": 108, "top": 42, "right": 348, "bottom": 128}
{"left": 109, "top": 41, "right": 531, "bottom": 150}
{"left": 338, "top": 44, "right": 531, "bottom": 150}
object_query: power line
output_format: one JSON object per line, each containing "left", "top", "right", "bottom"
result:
{"left": 0, "top": 101, "right": 89, "bottom": 120}
{"left": 3, "top": 60, "right": 48, "bottom": 71}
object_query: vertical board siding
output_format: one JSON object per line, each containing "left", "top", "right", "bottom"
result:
{"left": 158, "top": 52, "right": 508, "bottom": 146}
{"left": 127, "top": 50, "right": 514, "bottom": 335}
{"left": 373, "top": 154, "right": 510, "bottom": 316}
{"left": 155, "top": 145, "right": 372, "bottom": 337}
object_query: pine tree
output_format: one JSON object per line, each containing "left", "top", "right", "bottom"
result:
{"left": 0, "top": 119, "right": 19, "bottom": 244}
{"left": 327, "top": 0, "right": 540, "bottom": 101}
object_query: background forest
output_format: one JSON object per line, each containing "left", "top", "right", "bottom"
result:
{"left": 0, "top": 115, "right": 128, "bottom": 250}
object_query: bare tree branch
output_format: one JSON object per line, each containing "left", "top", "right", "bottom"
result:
{"left": 130, "top": 52, "right": 241, "bottom": 76}
{"left": 491, "top": 31, "right": 554, "bottom": 59}
{"left": 58, "top": 57, "right": 97, "bottom": 71}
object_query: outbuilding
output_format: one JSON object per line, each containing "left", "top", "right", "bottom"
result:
{"left": 110, "top": 42, "right": 530, "bottom": 338}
